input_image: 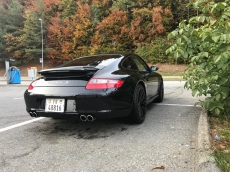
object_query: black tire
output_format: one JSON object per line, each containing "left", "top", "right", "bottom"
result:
{"left": 128, "top": 84, "right": 147, "bottom": 124}
{"left": 155, "top": 81, "right": 164, "bottom": 103}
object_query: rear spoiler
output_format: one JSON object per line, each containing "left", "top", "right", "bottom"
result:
{"left": 38, "top": 66, "right": 104, "bottom": 75}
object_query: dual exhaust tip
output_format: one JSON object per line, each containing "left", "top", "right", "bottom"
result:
{"left": 80, "top": 115, "right": 95, "bottom": 122}
{"left": 29, "top": 112, "right": 95, "bottom": 122}
{"left": 29, "top": 111, "right": 38, "bottom": 117}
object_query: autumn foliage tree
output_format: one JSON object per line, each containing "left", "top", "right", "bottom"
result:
{"left": 91, "top": 9, "right": 130, "bottom": 53}
{"left": 130, "top": 8, "right": 154, "bottom": 45}
{"left": 47, "top": 16, "right": 75, "bottom": 61}
{"left": 134, "top": 6, "right": 173, "bottom": 63}
{"left": 47, "top": 2, "right": 93, "bottom": 60}
{"left": 72, "top": 2, "right": 93, "bottom": 55}
{"left": 0, "top": 0, "right": 193, "bottom": 64}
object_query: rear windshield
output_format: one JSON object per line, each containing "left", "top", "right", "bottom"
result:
{"left": 62, "top": 54, "right": 122, "bottom": 67}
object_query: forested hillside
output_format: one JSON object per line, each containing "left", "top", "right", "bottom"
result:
{"left": 0, "top": 0, "right": 197, "bottom": 64}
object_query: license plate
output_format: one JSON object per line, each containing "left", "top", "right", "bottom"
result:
{"left": 45, "top": 99, "right": 65, "bottom": 113}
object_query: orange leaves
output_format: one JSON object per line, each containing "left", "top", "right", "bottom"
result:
{"left": 23, "top": 0, "right": 37, "bottom": 11}
{"left": 72, "top": 2, "right": 93, "bottom": 55}
{"left": 5, "top": 34, "right": 17, "bottom": 47}
{"left": 91, "top": 5, "right": 173, "bottom": 52}
{"left": 76, "top": 2, "right": 91, "bottom": 18}
{"left": 93, "top": 9, "right": 129, "bottom": 49}
{"left": 132, "top": 8, "right": 153, "bottom": 20}
{"left": 47, "top": 17, "right": 61, "bottom": 38}
{"left": 131, "top": 8, "right": 153, "bottom": 44}
{"left": 152, "top": 7, "right": 165, "bottom": 34}
{"left": 97, "top": 9, "right": 128, "bottom": 32}
{"left": 43, "top": 0, "right": 61, "bottom": 16}
{"left": 152, "top": 7, "right": 173, "bottom": 34}
{"left": 92, "top": 0, "right": 109, "bottom": 7}
{"left": 151, "top": 165, "right": 165, "bottom": 171}
{"left": 47, "top": 2, "right": 93, "bottom": 60}
{"left": 4, "top": 33, "right": 27, "bottom": 59}
{"left": 23, "top": 0, "right": 174, "bottom": 60}
{"left": 47, "top": 16, "right": 75, "bottom": 60}
{"left": 44, "top": 0, "right": 60, "bottom": 6}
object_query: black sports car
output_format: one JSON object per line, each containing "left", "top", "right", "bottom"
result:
{"left": 24, "top": 53, "right": 164, "bottom": 124}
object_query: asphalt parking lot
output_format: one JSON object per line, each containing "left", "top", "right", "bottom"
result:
{"left": 0, "top": 81, "right": 205, "bottom": 172}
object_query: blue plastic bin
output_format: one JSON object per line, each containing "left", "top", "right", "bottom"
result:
{"left": 10, "top": 69, "right": 21, "bottom": 84}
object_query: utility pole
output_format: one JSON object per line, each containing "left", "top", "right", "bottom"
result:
{"left": 39, "top": 18, "right": 44, "bottom": 70}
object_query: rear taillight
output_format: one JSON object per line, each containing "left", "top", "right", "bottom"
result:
{"left": 28, "top": 84, "right": 34, "bottom": 90}
{"left": 28, "top": 80, "right": 38, "bottom": 90}
{"left": 86, "top": 78, "right": 124, "bottom": 90}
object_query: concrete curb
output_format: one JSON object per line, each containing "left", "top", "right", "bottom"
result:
{"left": 197, "top": 109, "right": 221, "bottom": 172}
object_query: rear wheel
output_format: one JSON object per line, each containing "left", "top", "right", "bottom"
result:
{"left": 128, "top": 84, "right": 147, "bottom": 124}
{"left": 155, "top": 81, "right": 164, "bottom": 103}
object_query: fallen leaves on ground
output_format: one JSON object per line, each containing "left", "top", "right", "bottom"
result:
{"left": 150, "top": 165, "right": 165, "bottom": 171}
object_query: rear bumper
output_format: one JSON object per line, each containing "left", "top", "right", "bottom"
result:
{"left": 27, "top": 109, "right": 131, "bottom": 119}
{"left": 24, "top": 89, "right": 133, "bottom": 119}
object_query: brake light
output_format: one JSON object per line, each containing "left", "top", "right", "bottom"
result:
{"left": 28, "top": 80, "right": 38, "bottom": 90}
{"left": 28, "top": 84, "right": 34, "bottom": 90}
{"left": 86, "top": 78, "right": 124, "bottom": 90}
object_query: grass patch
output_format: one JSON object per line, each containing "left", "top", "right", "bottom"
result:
{"left": 209, "top": 113, "right": 230, "bottom": 172}
{"left": 159, "top": 72, "right": 184, "bottom": 76}
{"left": 213, "top": 151, "right": 230, "bottom": 172}
{"left": 219, "top": 129, "right": 230, "bottom": 142}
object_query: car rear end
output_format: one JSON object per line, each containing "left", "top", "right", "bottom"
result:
{"left": 24, "top": 55, "right": 133, "bottom": 120}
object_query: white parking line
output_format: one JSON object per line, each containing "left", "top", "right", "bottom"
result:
{"left": 13, "top": 97, "right": 24, "bottom": 100}
{"left": 156, "top": 103, "right": 195, "bottom": 107}
{"left": 0, "top": 117, "right": 45, "bottom": 133}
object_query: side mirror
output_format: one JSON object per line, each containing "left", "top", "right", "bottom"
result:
{"left": 151, "top": 66, "right": 159, "bottom": 71}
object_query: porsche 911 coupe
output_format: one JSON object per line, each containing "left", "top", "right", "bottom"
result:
{"left": 24, "top": 53, "right": 164, "bottom": 124}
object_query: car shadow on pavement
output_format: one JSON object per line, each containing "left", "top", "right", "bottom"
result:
{"left": 25, "top": 103, "right": 159, "bottom": 144}
{"left": 27, "top": 117, "right": 132, "bottom": 142}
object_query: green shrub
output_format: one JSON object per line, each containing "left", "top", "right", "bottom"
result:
{"left": 166, "top": 0, "right": 230, "bottom": 116}
{"left": 135, "top": 37, "right": 179, "bottom": 64}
